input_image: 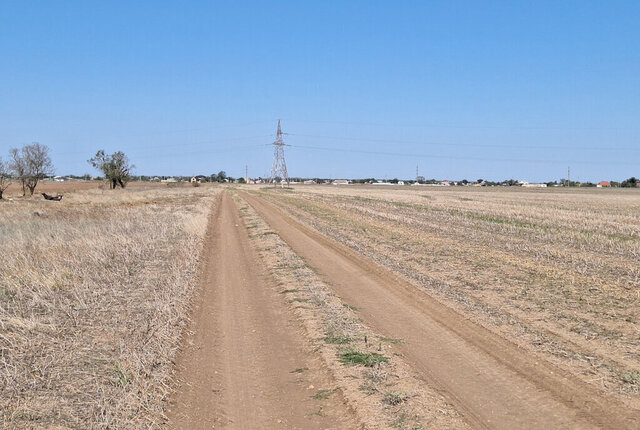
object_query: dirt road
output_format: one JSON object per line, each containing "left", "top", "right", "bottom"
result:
{"left": 242, "top": 192, "right": 639, "bottom": 430}
{"left": 168, "top": 192, "right": 356, "bottom": 429}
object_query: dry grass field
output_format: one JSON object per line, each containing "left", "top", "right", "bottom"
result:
{"left": 0, "top": 184, "right": 219, "bottom": 428}
{"left": 253, "top": 185, "right": 640, "bottom": 406}
{"left": 3, "top": 182, "right": 639, "bottom": 429}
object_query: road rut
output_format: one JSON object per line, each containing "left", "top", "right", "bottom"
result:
{"left": 168, "top": 192, "right": 356, "bottom": 429}
{"left": 242, "top": 191, "right": 639, "bottom": 430}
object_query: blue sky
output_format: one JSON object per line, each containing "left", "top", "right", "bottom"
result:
{"left": 1, "top": 1, "right": 639, "bottom": 182}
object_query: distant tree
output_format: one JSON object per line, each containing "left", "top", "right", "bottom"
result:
{"left": 0, "top": 156, "right": 11, "bottom": 199}
{"left": 621, "top": 177, "right": 638, "bottom": 188}
{"left": 237, "top": 177, "right": 246, "bottom": 184}
{"left": 88, "top": 150, "right": 134, "bottom": 189}
{"left": 217, "top": 171, "right": 227, "bottom": 182}
{"left": 9, "top": 143, "right": 54, "bottom": 196}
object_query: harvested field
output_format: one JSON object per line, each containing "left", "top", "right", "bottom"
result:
{"left": 248, "top": 186, "right": 640, "bottom": 410}
{"left": 0, "top": 185, "right": 220, "bottom": 428}
{"left": 4, "top": 183, "right": 640, "bottom": 429}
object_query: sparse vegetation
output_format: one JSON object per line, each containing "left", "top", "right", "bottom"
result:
{"left": 323, "top": 335, "right": 354, "bottom": 344}
{"left": 258, "top": 185, "right": 640, "bottom": 402}
{"left": 313, "top": 388, "right": 337, "bottom": 399}
{"left": 383, "top": 391, "right": 410, "bottom": 406}
{"left": 340, "top": 349, "right": 389, "bottom": 367}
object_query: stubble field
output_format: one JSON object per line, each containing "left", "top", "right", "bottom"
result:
{"left": 2, "top": 182, "right": 639, "bottom": 429}
{"left": 253, "top": 185, "right": 640, "bottom": 405}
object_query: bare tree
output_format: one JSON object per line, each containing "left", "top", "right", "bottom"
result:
{"left": 0, "top": 156, "right": 11, "bottom": 199}
{"left": 10, "top": 143, "right": 54, "bottom": 196}
{"left": 9, "top": 148, "right": 27, "bottom": 196}
{"left": 88, "top": 150, "right": 134, "bottom": 189}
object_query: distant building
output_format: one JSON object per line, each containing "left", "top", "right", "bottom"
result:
{"left": 597, "top": 181, "right": 611, "bottom": 188}
{"left": 332, "top": 179, "right": 350, "bottom": 185}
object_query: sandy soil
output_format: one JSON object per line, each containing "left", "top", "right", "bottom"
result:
{"left": 241, "top": 191, "right": 639, "bottom": 430}
{"left": 168, "top": 192, "right": 356, "bottom": 429}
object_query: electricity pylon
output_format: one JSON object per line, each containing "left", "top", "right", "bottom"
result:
{"left": 269, "top": 119, "right": 289, "bottom": 187}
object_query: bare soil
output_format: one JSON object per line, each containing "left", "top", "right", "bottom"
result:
{"left": 168, "top": 192, "right": 356, "bottom": 429}
{"left": 241, "top": 191, "right": 640, "bottom": 430}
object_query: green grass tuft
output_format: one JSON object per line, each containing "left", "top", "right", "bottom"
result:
{"left": 324, "top": 335, "right": 353, "bottom": 344}
{"left": 339, "top": 349, "right": 388, "bottom": 367}
{"left": 312, "top": 388, "right": 337, "bottom": 400}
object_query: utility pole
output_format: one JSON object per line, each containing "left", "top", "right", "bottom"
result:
{"left": 567, "top": 166, "right": 571, "bottom": 187}
{"left": 245, "top": 165, "right": 248, "bottom": 184}
{"left": 269, "top": 119, "right": 290, "bottom": 187}
{"left": 416, "top": 165, "right": 419, "bottom": 182}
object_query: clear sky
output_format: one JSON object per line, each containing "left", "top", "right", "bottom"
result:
{"left": 1, "top": 1, "right": 639, "bottom": 182}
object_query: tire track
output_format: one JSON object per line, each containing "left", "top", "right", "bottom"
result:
{"left": 241, "top": 191, "right": 639, "bottom": 430}
{"left": 168, "top": 192, "right": 356, "bottom": 429}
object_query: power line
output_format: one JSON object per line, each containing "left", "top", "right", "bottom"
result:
{"left": 287, "top": 133, "right": 640, "bottom": 152}
{"left": 284, "top": 118, "right": 640, "bottom": 132}
{"left": 286, "top": 143, "right": 639, "bottom": 166}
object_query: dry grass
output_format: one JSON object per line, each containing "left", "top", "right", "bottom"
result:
{"left": 0, "top": 185, "right": 220, "bottom": 428}
{"left": 254, "top": 185, "right": 640, "bottom": 406}
{"left": 234, "top": 192, "right": 469, "bottom": 430}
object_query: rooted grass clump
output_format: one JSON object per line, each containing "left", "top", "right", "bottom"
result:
{"left": 313, "top": 388, "right": 338, "bottom": 400}
{"left": 323, "top": 335, "right": 354, "bottom": 344}
{"left": 340, "top": 349, "right": 388, "bottom": 367}
{"left": 383, "top": 391, "right": 410, "bottom": 406}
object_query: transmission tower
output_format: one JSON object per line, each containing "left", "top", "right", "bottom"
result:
{"left": 269, "top": 119, "right": 290, "bottom": 187}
